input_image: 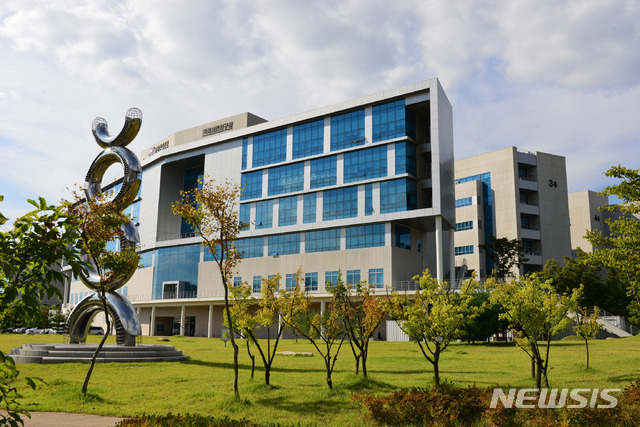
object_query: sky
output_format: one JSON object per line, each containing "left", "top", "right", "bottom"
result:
{"left": 1, "top": 0, "right": 639, "bottom": 223}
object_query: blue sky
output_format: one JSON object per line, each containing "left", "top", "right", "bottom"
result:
{"left": 1, "top": 0, "right": 639, "bottom": 222}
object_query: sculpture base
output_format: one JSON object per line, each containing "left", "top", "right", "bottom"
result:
{"left": 9, "top": 343, "right": 188, "bottom": 364}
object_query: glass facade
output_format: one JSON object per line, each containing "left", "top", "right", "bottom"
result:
{"left": 293, "top": 119, "right": 324, "bottom": 159}
{"left": 395, "top": 224, "right": 411, "bottom": 250}
{"left": 268, "top": 162, "right": 304, "bottom": 196}
{"left": 278, "top": 196, "right": 297, "bottom": 226}
{"left": 395, "top": 142, "right": 417, "bottom": 176}
{"left": 303, "top": 193, "right": 317, "bottom": 224}
{"left": 153, "top": 244, "right": 201, "bottom": 299}
{"left": 346, "top": 224, "right": 385, "bottom": 249}
{"left": 237, "top": 237, "right": 264, "bottom": 258}
{"left": 305, "top": 228, "right": 340, "bottom": 253}
{"left": 365, "top": 183, "right": 373, "bottom": 216}
{"left": 241, "top": 137, "right": 248, "bottom": 170}
{"left": 241, "top": 170, "right": 263, "bottom": 200}
{"left": 180, "top": 165, "right": 204, "bottom": 235}
{"left": 252, "top": 128, "right": 287, "bottom": 167}
{"left": 268, "top": 233, "right": 300, "bottom": 255}
{"left": 456, "top": 172, "right": 493, "bottom": 271}
{"left": 455, "top": 197, "right": 473, "bottom": 208}
{"left": 139, "top": 251, "right": 153, "bottom": 269}
{"left": 310, "top": 155, "right": 337, "bottom": 189}
{"left": 380, "top": 179, "right": 417, "bottom": 213}
{"left": 323, "top": 186, "right": 358, "bottom": 220}
{"left": 372, "top": 99, "right": 415, "bottom": 142}
{"left": 239, "top": 204, "right": 251, "bottom": 228}
{"left": 331, "top": 109, "right": 365, "bottom": 151}
{"left": 255, "top": 200, "right": 273, "bottom": 229}
{"left": 343, "top": 145, "right": 387, "bottom": 183}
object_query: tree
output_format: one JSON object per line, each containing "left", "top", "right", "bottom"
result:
{"left": 279, "top": 272, "right": 346, "bottom": 389}
{"left": 0, "top": 195, "right": 86, "bottom": 425}
{"left": 573, "top": 306, "right": 602, "bottom": 369}
{"left": 229, "top": 274, "right": 285, "bottom": 387}
{"left": 67, "top": 190, "right": 140, "bottom": 394}
{"left": 331, "top": 274, "right": 385, "bottom": 376}
{"left": 479, "top": 235, "right": 527, "bottom": 279}
{"left": 586, "top": 165, "right": 640, "bottom": 324}
{"left": 384, "top": 270, "right": 479, "bottom": 386}
{"left": 172, "top": 178, "right": 244, "bottom": 399}
{"left": 488, "top": 275, "right": 581, "bottom": 389}
{"left": 459, "top": 289, "right": 505, "bottom": 344}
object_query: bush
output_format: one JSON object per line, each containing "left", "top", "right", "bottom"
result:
{"left": 115, "top": 413, "right": 264, "bottom": 427}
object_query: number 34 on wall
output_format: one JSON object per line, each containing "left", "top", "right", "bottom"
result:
{"left": 549, "top": 180, "right": 558, "bottom": 188}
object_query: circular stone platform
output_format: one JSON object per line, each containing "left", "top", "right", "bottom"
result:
{"left": 9, "top": 343, "right": 188, "bottom": 364}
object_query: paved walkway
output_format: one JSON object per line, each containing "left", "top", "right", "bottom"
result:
{"left": 6, "top": 411, "right": 125, "bottom": 427}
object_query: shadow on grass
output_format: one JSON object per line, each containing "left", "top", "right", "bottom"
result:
{"left": 608, "top": 372, "right": 640, "bottom": 383}
{"left": 182, "top": 358, "right": 326, "bottom": 374}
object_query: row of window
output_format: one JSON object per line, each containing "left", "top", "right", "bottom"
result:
{"left": 455, "top": 245, "right": 475, "bottom": 255}
{"left": 238, "top": 268, "right": 385, "bottom": 294}
{"left": 242, "top": 98, "right": 416, "bottom": 170}
{"left": 455, "top": 197, "right": 473, "bottom": 208}
{"left": 455, "top": 221, "right": 473, "bottom": 231}
{"left": 241, "top": 178, "right": 418, "bottom": 229}
{"left": 241, "top": 142, "right": 418, "bottom": 200}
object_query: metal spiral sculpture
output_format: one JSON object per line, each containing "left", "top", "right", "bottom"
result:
{"left": 65, "top": 108, "right": 143, "bottom": 346}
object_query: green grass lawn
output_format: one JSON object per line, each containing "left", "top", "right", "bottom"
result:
{"left": 3, "top": 333, "right": 640, "bottom": 425}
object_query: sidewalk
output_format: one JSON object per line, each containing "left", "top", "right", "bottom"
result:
{"left": 8, "top": 411, "right": 125, "bottom": 427}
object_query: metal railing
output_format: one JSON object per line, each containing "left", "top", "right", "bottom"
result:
{"left": 592, "top": 306, "right": 639, "bottom": 336}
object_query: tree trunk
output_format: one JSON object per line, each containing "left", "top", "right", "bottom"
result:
{"left": 325, "top": 357, "right": 333, "bottom": 389}
{"left": 535, "top": 357, "right": 543, "bottom": 389}
{"left": 354, "top": 354, "right": 360, "bottom": 375}
{"left": 433, "top": 351, "right": 441, "bottom": 386}
{"left": 82, "top": 289, "right": 110, "bottom": 394}
{"left": 362, "top": 354, "right": 368, "bottom": 377}
{"left": 531, "top": 358, "right": 536, "bottom": 379}
{"left": 585, "top": 338, "right": 590, "bottom": 369}
{"left": 265, "top": 366, "right": 270, "bottom": 386}
{"left": 245, "top": 340, "right": 255, "bottom": 379}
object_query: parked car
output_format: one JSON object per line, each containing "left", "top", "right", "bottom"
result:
{"left": 89, "top": 326, "right": 104, "bottom": 335}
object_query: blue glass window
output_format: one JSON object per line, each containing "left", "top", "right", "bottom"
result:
{"left": 252, "top": 128, "right": 287, "bottom": 167}
{"left": 395, "top": 224, "right": 411, "bottom": 250}
{"left": 455, "top": 197, "right": 473, "bottom": 208}
{"left": 346, "top": 270, "right": 360, "bottom": 285}
{"left": 241, "top": 137, "right": 248, "bottom": 170}
{"left": 233, "top": 277, "right": 242, "bottom": 287}
{"left": 253, "top": 276, "right": 261, "bottom": 293}
{"left": 278, "top": 196, "right": 297, "bottom": 226}
{"left": 346, "top": 224, "right": 385, "bottom": 249}
{"left": 368, "top": 268, "right": 384, "bottom": 288}
{"left": 239, "top": 204, "right": 251, "bottom": 229}
{"left": 286, "top": 273, "right": 298, "bottom": 291}
{"left": 331, "top": 109, "right": 365, "bottom": 151}
{"left": 139, "top": 251, "right": 153, "bottom": 269}
{"left": 180, "top": 165, "right": 204, "bottom": 235}
{"left": 204, "top": 244, "right": 228, "bottom": 262}
{"left": 305, "top": 272, "right": 318, "bottom": 291}
{"left": 268, "top": 162, "right": 304, "bottom": 196}
{"left": 152, "top": 244, "right": 201, "bottom": 299}
{"left": 241, "top": 171, "right": 263, "bottom": 200}
{"left": 372, "top": 99, "right": 415, "bottom": 142}
{"left": 343, "top": 145, "right": 387, "bottom": 183}
{"left": 131, "top": 201, "right": 140, "bottom": 224}
{"left": 323, "top": 186, "right": 358, "bottom": 220}
{"left": 268, "top": 233, "right": 300, "bottom": 255}
{"left": 325, "top": 271, "right": 339, "bottom": 288}
{"left": 455, "top": 245, "right": 475, "bottom": 255}
{"left": 455, "top": 221, "right": 474, "bottom": 231}
{"left": 365, "top": 184, "right": 373, "bottom": 216}
{"left": 293, "top": 119, "right": 324, "bottom": 159}
{"left": 380, "top": 179, "right": 417, "bottom": 213}
{"left": 305, "top": 228, "right": 340, "bottom": 253}
{"left": 255, "top": 200, "right": 273, "bottom": 229}
{"left": 395, "top": 142, "right": 417, "bottom": 176}
{"left": 237, "top": 237, "right": 263, "bottom": 258}
{"left": 310, "top": 155, "right": 337, "bottom": 189}
{"left": 303, "top": 193, "right": 317, "bottom": 224}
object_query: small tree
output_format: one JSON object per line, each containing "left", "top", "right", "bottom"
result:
{"left": 459, "top": 290, "right": 505, "bottom": 344}
{"left": 172, "top": 178, "right": 244, "bottom": 399}
{"left": 384, "top": 270, "right": 479, "bottom": 386}
{"left": 68, "top": 190, "right": 140, "bottom": 394}
{"left": 279, "top": 271, "right": 346, "bottom": 389}
{"left": 331, "top": 274, "right": 385, "bottom": 376}
{"left": 488, "top": 275, "right": 581, "bottom": 389}
{"left": 479, "top": 235, "right": 527, "bottom": 280}
{"left": 573, "top": 306, "right": 602, "bottom": 369}
{"left": 229, "top": 274, "right": 285, "bottom": 387}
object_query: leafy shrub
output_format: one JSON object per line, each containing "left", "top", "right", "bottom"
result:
{"left": 115, "top": 413, "right": 264, "bottom": 427}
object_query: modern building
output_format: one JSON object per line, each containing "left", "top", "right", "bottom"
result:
{"left": 454, "top": 147, "right": 572, "bottom": 279}
{"left": 568, "top": 190, "right": 612, "bottom": 255}
{"left": 63, "top": 78, "right": 455, "bottom": 339}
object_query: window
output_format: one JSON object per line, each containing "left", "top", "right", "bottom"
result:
{"left": 268, "top": 162, "right": 304, "bottom": 195}
{"left": 368, "top": 268, "right": 384, "bottom": 288}
{"left": 372, "top": 99, "right": 415, "bottom": 142}
{"left": 325, "top": 271, "right": 339, "bottom": 288}
{"left": 395, "top": 224, "right": 411, "bottom": 250}
{"left": 293, "top": 119, "right": 324, "bottom": 159}
{"left": 239, "top": 204, "right": 251, "bottom": 228}
{"left": 255, "top": 200, "right": 273, "bottom": 229}
{"left": 365, "top": 184, "right": 373, "bottom": 216}
{"left": 286, "top": 273, "right": 298, "bottom": 291}
{"left": 253, "top": 276, "right": 261, "bottom": 293}
{"left": 310, "top": 155, "right": 337, "bottom": 189}
{"left": 180, "top": 165, "right": 204, "bottom": 235}
{"left": 241, "top": 137, "right": 248, "bottom": 170}
{"left": 237, "top": 237, "right": 263, "bottom": 258}
{"left": 395, "top": 142, "right": 417, "bottom": 176}
{"left": 455, "top": 221, "right": 473, "bottom": 231}
{"left": 268, "top": 233, "right": 300, "bottom": 255}
{"left": 303, "top": 193, "right": 317, "bottom": 224}
{"left": 305, "top": 272, "right": 318, "bottom": 291}
{"left": 346, "top": 270, "right": 360, "bottom": 285}
{"left": 455, "top": 197, "right": 473, "bottom": 208}
{"left": 323, "top": 186, "right": 358, "bottom": 220}
{"left": 241, "top": 171, "right": 263, "bottom": 200}
{"left": 139, "top": 251, "right": 153, "bottom": 269}
{"left": 305, "top": 228, "right": 340, "bottom": 253}
{"left": 233, "top": 277, "right": 242, "bottom": 287}
{"left": 455, "top": 245, "right": 474, "bottom": 256}
{"left": 331, "top": 109, "right": 365, "bottom": 151}
{"left": 343, "top": 145, "right": 387, "bottom": 183}
{"left": 278, "top": 196, "right": 297, "bottom": 226}
{"left": 346, "top": 224, "right": 385, "bottom": 249}
{"left": 380, "top": 179, "right": 417, "bottom": 213}
{"left": 252, "top": 128, "right": 287, "bottom": 167}
{"left": 152, "top": 244, "right": 201, "bottom": 299}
